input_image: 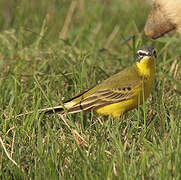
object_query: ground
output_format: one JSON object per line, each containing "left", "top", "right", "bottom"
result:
{"left": 0, "top": 0, "right": 181, "bottom": 179}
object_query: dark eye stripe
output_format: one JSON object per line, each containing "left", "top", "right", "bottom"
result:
{"left": 138, "top": 52, "right": 147, "bottom": 56}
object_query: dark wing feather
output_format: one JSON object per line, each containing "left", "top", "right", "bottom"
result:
{"left": 67, "top": 87, "right": 134, "bottom": 113}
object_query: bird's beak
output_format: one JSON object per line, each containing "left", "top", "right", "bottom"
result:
{"left": 144, "top": 3, "right": 176, "bottom": 39}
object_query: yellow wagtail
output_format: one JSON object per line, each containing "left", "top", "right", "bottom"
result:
{"left": 18, "top": 46, "right": 156, "bottom": 118}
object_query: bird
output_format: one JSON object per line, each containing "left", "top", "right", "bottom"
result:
{"left": 17, "top": 46, "right": 156, "bottom": 118}
{"left": 145, "top": 0, "right": 181, "bottom": 39}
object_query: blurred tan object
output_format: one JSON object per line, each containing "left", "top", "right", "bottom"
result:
{"left": 145, "top": 0, "right": 181, "bottom": 39}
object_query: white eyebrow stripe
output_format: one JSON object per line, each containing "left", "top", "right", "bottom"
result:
{"left": 137, "top": 50, "right": 149, "bottom": 55}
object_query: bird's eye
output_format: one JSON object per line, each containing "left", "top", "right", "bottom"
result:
{"left": 152, "top": 50, "right": 157, "bottom": 58}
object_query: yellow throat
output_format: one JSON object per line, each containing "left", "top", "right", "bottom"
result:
{"left": 136, "top": 56, "right": 156, "bottom": 101}
{"left": 136, "top": 56, "right": 156, "bottom": 77}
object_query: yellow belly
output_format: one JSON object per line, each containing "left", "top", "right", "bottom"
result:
{"left": 95, "top": 98, "right": 138, "bottom": 117}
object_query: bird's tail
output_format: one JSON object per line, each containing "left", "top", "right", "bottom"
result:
{"left": 16, "top": 105, "right": 64, "bottom": 117}
{"left": 16, "top": 100, "right": 77, "bottom": 117}
{"left": 16, "top": 86, "right": 95, "bottom": 117}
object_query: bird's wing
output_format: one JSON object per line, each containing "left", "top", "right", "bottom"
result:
{"left": 66, "top": 84, "right": 141, "bottom": 113}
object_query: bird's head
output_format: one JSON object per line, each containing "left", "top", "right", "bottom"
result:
{"left": 136, "top": 46, "right": 157, "bottom": 62}
{"left": 136, "top": 46, "right": 157, "bottom": 76}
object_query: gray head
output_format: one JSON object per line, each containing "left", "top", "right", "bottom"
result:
{"left": 136, "top": 46, "right": 157, "bottom": 62}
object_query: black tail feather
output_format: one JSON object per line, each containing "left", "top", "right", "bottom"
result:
{"left": 16, "top": 105, "right": 63, "bottom": 117}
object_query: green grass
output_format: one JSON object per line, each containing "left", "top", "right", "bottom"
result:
{"left": 1, "top": 0, "right": 181, "bottom": 179}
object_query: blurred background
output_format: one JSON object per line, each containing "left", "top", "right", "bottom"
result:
{"left": 0, "top": 0, "right": 154, "bottom": 55}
